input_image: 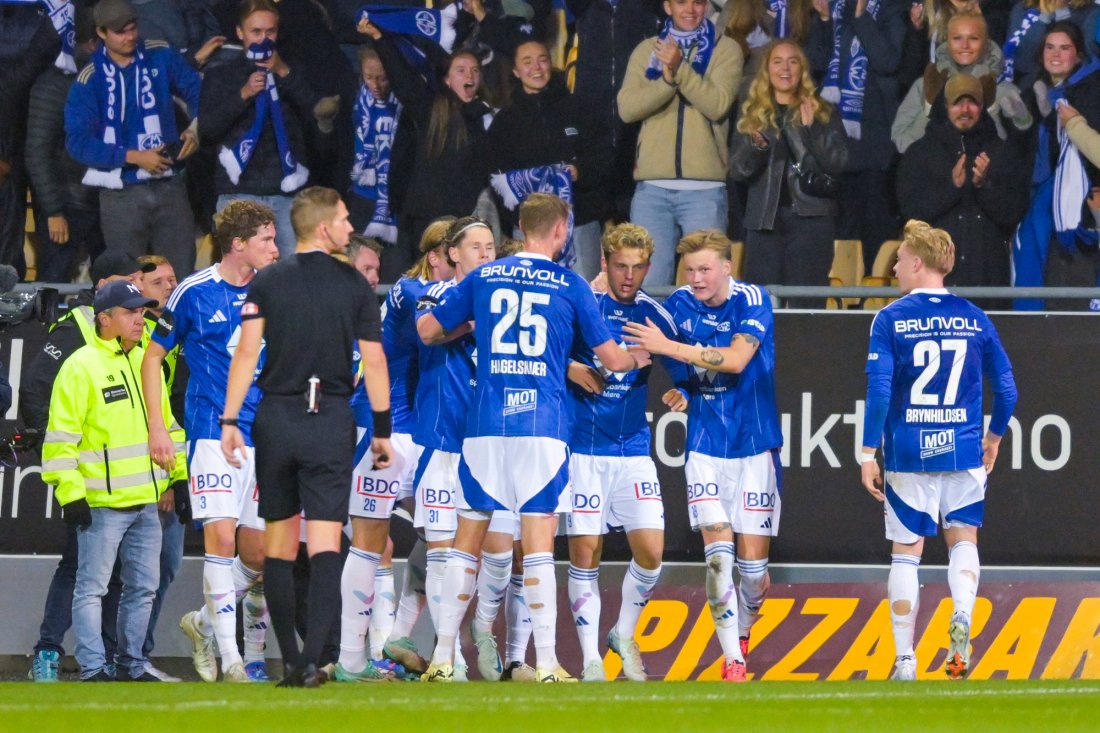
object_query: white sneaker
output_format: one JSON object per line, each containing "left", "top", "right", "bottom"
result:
{"left": 608, "top": 628, "right": 647, "bottom": 682}
{"left": 179, "top": 611, "right": 217, "bottom": 682}
{"left": 892, "top": 655, "right": 916, "bottom": 681}
{"left": 470, "top": 623, "right": 503, "bottom": 681}
{"left": 144, "top": 662, "right": 181, "bottom": 682}
{"left": 581, "top": 659, "right": 607, "bottom": 682}
{"left": 223, "top": 661, "right": 250, "bottom": 683}
{"left": 454, "top": 662, "right": 469, "bottom": 682}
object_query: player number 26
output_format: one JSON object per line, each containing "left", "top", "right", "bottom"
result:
{"left": 490, "top": 289, "right": 549, "bottom": 357}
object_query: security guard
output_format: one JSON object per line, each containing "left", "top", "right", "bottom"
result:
{"left": 41, "top": 280, "right": 187, "bottom": 682}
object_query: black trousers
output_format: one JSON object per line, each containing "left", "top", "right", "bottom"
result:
{"left": 743, "top": 206, "right": 835, "bottom": 308}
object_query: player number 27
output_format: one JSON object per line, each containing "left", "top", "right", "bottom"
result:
{"left": 911, "top": 338, "right": 967, "bottom": 406}
{"left": 490, "top": 289, "right": 549, "bottom": 357}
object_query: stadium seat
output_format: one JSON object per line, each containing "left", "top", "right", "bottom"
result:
{"left": 861, "top": 239, "right": 901, "bottom": 311}
{"left": 827, "top": 240, "right": 864, "bottom": 309}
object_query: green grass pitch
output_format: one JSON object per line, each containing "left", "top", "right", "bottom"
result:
{"left": 1, "top": 680, "right": 1098, "bottom": 732}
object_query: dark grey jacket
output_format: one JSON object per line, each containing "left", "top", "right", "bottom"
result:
{"left": 729, "top": 107, "right": 849, "bottom": 231}
{"left": 25, "top": 65, "right": 98, "bottom": 216}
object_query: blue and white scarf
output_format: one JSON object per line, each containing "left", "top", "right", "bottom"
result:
{"left": 83, "top": 43, "right": 170, "bottom": 189}
{"left": 356, "top": 4, "right": 458, "bottom": 53}
{"left": 645, "top": 18, "right": 716, "bottom": 80}
{"left": 491, "top": 164, "right": 576, "bottom": 268}
{"left": 0, "top": 0, "right": 75, "bottom": 72}
{"left": 820, "top": 0, "right": 882, "bottom": 140}
{"left": 767, "top": 0, "right": 789, "bottom": 39}
{"left": 1000, "top": 8, "right": 1041, "bottom": 83}
{"left": 350, "top": 83, "right": 401, "bottom": 244}
{"left": 218, "top": 40, "right": 309, "bottom": 193}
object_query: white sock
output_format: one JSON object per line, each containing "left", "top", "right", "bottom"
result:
{"left": 369, "top": 566, "right": 396, "bottom": 659}
{"left": 391, "top": 542, "right": 427, "bottom": 640}
{"left": 426, "top": 548, "right": 451, "bottom": 633}
{"left": 473, "top": 550, "right": 513, "bottom": 635}
{"left": 505, "top": 573, "right": 531, "bottom": 666}
{"left": 203, "top": 554, "right": 242, "bottom": 665}
{"left": 195, "top": 605, "right": 212, "bottom": 635}
{"left": 567, "top": 564, "right": 601, "bottom": 664}
{"left": 338, "top": 547, "right": 381, "bottom": 673}
{"left": 232, "top": 558, "right": 266, "bottom": 665}
{"left": 616, "top": 560, "right": 661, "bottom": 641}
{"left": 431, "top": 550, "right": 478, "bottom": 666}
{"left": 524, "top": 552, "right": 558, "bottom": 670}
{"left": 704, "top": 542, "right": 742, "bottom": 663}
{"left": 736, "top": 557, "right": 769, "bottom": 639}
{"left": 889, "top": 553, "right": 921, "bottom": 658}
{"left": 947, "top": 541, "right": 980, "bottom": 623}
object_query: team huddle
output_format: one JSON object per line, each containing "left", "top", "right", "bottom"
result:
{"left": 42, "top": 188, "right": 1016, "bottom": 685}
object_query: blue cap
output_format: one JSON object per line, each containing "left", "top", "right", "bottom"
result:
{"left": 93, "top": 280, "right": 157, "bottom": 313}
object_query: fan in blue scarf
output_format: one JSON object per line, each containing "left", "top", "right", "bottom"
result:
{"left": 645, "top": 17, "right": 716, "bottom": 80}
{"left": 350, "top": 83, "right": 401, "bottom": 244}
{"left": 1, "top": 0, "right": 76, "bottom": 72}
{"left": 491, "top": 164, "right": 576, "bottom": 268}
{"left": 820, "top": 0, "right": 883, "bottom": 140}
{"left": 219, "top": 40, "right": 309, "bottom": 193}
{"left": 356, "top": 4, "right": 457, "bottom": 53}
{"left": 1012, "top": 57, "right": 1100, "bottom": 310}
{"left": 1000, "top": 8, "right": 1041, "bottom": 83}
{"left": 768, "top": 0, "right": 789, "bottom": 39}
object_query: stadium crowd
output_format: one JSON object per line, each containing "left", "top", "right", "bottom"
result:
{"left": 0, "top": 0, "right": 1042, "bottom": 687}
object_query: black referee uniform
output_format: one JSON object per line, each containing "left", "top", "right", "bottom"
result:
{"left": 240, "top": 249, "right": 383, "bottom": 684}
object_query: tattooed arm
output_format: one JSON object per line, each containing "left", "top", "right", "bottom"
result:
{"left": 622, "top": 318, "right": 762, "bottom": 374}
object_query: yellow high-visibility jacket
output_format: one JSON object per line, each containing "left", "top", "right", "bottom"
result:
{"left": 42, "top": 329, "right": 186, "bottom": 509}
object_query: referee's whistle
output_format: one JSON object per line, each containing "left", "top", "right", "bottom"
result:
{"left": 307, "top": 375, "right": 321, "bottom": 414}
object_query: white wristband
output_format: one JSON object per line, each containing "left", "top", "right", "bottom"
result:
{"left": 859, "top": 452, "right": 877, "bottom": 464}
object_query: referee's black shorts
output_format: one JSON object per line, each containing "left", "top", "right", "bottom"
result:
{"left": 252, "top": 393, "right": 354, "bottom": 522}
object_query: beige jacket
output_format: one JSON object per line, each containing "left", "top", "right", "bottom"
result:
{"left": 618, "top": 33, "right": 743, "bottom": 182}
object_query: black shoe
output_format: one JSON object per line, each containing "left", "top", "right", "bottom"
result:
{"left": 117, "top": 668, "right": 162, "bottom": 682}
{"left": 82, "top": 669, "right": 114, "bottom": 682}
{"left": 277, "top": 663, "right": 322, "bottom": 688}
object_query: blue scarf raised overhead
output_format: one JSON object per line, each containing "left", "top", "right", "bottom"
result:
{"left": 218, "top": 40, "right": 309, "bottom": 193}
{"left": 1000, "top": 8, "right": 1041, "bottom": 83}
{"left": 491, "top": 164, "right": 576, "bottom": 268}
{"left": 767, "top": 0, "right": 789, "bottom": 39}
{"left": 350, "top": 83, "right": 401, "bottom": 244}
{"left": 645, "top": 18, "right": 716, "bottom": 80}
{"left": 0, "top": 0, "right": 75, "bottom": 72}
{"left": 820, "top": 0, "right": 882, "bottom": 140}
{"left": 83, "top": 42, "right": 171, "bottom": 189}
{"left": 356, "top": 4, "right": 458, "bottom": 53}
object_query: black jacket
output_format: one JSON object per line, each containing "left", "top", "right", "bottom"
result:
{"left": 200, "top": 53, "right": 324, "bottom": 197}
{"left": 805, "top": 0, "right": 907, "bottom": 172}
{"left": 20, "top": 293, "right": 93, "bottom": 435}
{"left": 896, "top": 107, "right": 1029, "bottom": 286}
{"left": 376, "top": 35, "right": 493, "bottom": 222}
{"left": 25, "top": 65, "right": 97, "bottom": 216}
{"left": 729, "top": 106, "right": 849, "bottom": 231}
{"left": 487, "top": 76, "right": 611, "bottom": 227}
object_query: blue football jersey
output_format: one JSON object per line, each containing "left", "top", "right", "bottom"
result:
{"left": 569, "top": 291, "right": 677, "bottom": 457}
{"left": 865, "top": 289, "right": 1014, "bottom": 472}
{"left": 663, "top": 279, "right": 783, "bottom": 459}
{"left": 152, "top": 266, "right": 264, "bottom": 443}
{"left": 413, "top": 279, "right": 477, "bottom": 452}
{"left": 382, "top": 276, "right": 430, "bottom": 433}
{"left": 430, "top": 253, "right": 613, "bottom": 441}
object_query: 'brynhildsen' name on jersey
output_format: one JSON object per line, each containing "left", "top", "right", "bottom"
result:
{"left": 430, "top": 253, "right": 611, "bottom": 442}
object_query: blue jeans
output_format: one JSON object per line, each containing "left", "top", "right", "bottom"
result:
{"left": 571, "top": 221, "right": 603, "bottom": 281}
{"left": 74, "top": 505, "right": 161, "bottom": 679}
{"left": 216, "top": 193, "right": 296, "bottom": 259}
{"left": 629, "top": 182, "right": 729, "bottom": 286}
{"left": 143, "top": 510, "right": 185, "bottom": 657}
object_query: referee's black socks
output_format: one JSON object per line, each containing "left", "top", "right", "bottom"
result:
{"left": 264, "top": 557, "right": 301, "bottom": 670}
{"left": 301, "top": 551, "right": 343, "bottom": 668}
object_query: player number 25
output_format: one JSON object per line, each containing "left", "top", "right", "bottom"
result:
{"left": 911, "top": 338, "right": 968, "bottom": 406}
{"left": 490, "top": 289, "right": 549, "bottom": 357}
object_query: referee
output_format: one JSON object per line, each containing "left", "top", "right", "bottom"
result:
{"left": 220, "top": 187, "right": 392, "bottom": 687}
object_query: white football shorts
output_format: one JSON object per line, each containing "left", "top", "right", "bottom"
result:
{"left": 685, "top": 449, "right": 781, "bottom": 536}
{"left": 458, "top": 436, "right": 569, "bottom": 515}
{"left": 565, "top": 454, "right": 665, "bottom": 535}
{"left": 348, "top": 431, "right": 420, "bottom": 520}
{"left": 884, "top": 467, "right": 987, "bottom": 545}
{"left": 188, "top": 438, "right": 263, "bottom": 530}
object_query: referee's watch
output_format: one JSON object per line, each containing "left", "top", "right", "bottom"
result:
{"left": 218, "top": 417, "right": 239, "bottom": 427}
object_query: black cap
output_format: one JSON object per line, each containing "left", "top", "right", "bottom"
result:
{"left": 93, "top": 0, "right": 137, "bottom": 32}
{"left": 93, "top": 280, "right": 157, "bottom": 314}
{"left": 90, "top": 251, "right": 156, "bottom": 284}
